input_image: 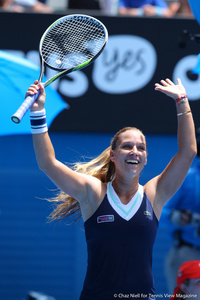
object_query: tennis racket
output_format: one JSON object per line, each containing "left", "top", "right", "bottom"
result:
{"left": 11, "top": 14, "right": 108, "bottom": 124}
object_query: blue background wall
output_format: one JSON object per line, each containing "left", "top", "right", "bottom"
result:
{"left": 0, "top": 133, "right": 175, "bottom": 299}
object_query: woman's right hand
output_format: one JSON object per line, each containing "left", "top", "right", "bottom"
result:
{"left": 26, "top": 80, "right": 46, "bottom": 112}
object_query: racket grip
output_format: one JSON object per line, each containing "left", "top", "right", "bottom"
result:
{"left": 11, "top": 91, "right": 40, "bottom": 124}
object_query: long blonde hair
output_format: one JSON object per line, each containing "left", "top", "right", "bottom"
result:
{"left": 47, "top": 127, "right": 145, "bottom": 223}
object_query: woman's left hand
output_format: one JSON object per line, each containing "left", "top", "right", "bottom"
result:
{"left": 155, "top": 78, "right": 186, "bottom": 100}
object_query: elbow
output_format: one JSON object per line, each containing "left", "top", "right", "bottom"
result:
{"left": 187, "top": 144, "right": 197, "bottom": 162}
{"left": 192, "top": 147, "right": 198, "bottom": 160}
{"left": 35, "top": 149, "right": 56, "bottom": 173}
{"left": 37, "top": 160, "right": 48, "bottom": 173}
{"left": 37, "top": 157, "right": 54, "bottom": 173}
{"left": 179, "top": 144, "right": 197, "bottom": 165}
{"left": 37, "top": 156, "right": 59, "bottom": 180}
{"left": 191, "top": 140, "right": 198, "bottom": 159}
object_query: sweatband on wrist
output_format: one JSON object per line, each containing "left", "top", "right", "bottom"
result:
{"left": 30, "top": 109, "right": 48, "bottom": 134}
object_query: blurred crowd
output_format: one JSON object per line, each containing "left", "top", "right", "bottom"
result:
{"left": 0, "top": 0, "right": 194, "bottom": 17}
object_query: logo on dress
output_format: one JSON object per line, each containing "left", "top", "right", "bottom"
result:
{"left": 144, "top": 211, "right": 151, "bottom": 217}
{"left": 97, "top": 215, "right": 114, "bottom": 223}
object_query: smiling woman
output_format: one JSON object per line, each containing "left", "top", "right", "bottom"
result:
{"left": 26, "top": 77, "right": 196, "bottom": 299}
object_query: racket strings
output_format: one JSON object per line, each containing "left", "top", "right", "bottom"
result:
{"left": 41, "top": 17, "right": 106, "bottom": 70}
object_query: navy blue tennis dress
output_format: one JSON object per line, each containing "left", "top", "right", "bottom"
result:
{"left": 80, "top": 182, "right": 159, "bottom": 300}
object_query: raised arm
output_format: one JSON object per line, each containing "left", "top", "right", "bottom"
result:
{"left": 145, "top": 78, "right": 197, "bottom": 218}
{"left": 28, "top": 82, "right": 104, "bottom": 213}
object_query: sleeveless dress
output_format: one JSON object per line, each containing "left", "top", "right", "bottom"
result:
{"left": 80, "top": 182, "right": 159, "bottom": 300}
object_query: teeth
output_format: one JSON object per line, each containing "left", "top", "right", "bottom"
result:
{"left": 126, "top": 160, "right": 139, "bottom": 164}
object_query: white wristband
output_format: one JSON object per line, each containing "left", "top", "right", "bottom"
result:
{"left": 30, "top": 109, "right": 48, "bottom": 134}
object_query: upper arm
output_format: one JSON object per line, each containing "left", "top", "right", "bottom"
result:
{"left": 42, "top": 158, "right": 104, "bottom": 205}
{"left": 145, "top": 153, "right": 194, "bottom": 219}
{"left": 45, "top": 159, "right": 107, "bottom": 221}
{"left": 32, "top": 132, "right": 106, "bottom": 221}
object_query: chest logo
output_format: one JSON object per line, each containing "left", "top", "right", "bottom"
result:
{"left": 97, "top": 215, "right": 114, "bottom": 223}
{"left": 144, "top": 210, "right": 151, "bottom": 217}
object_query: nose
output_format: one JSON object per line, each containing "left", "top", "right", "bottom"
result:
{"left": 130, "top": 146, "right": 137, "bottom": 154}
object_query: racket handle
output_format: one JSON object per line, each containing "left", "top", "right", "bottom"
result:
{"left": 11, "top": 91, "right": 40, "bottom": 124}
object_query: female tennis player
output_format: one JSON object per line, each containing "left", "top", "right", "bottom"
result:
{"left": 27, "top": 78, "right": 196, "bottom": 300}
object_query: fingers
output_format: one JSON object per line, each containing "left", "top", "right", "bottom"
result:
{"left": 27, "top": 85, "right": 39, "bottom": 96}
{"left": 27, "top": 82, "right": 44, "bottom": 96}
{"left": 159, "top": 78, "right": 174, "bottom": 86}
{"left": 38, "top": 82, "right": 45, "bottom": 94}
{"left": 157, "top": 78, "right": 181, "bottom": 87}
{"left": 154, "top": 81, "right": 168, "bottom": 90}
{"left": 154, "top": 77, "right": 186, "bottom": 100}
{"left": 177, "top": 78, "right": 182, "bottom": 85}
{"left": 155, "top": 78, "right": 175, "bottom": 90}
{"left": 165, "top": 78, "right": 174, "bottom": 85}
{"left": 154, "top": 83, "right": 162, "bottom": 90}
{"left": 155, "top": 78, "right": 184, "bottom": 92}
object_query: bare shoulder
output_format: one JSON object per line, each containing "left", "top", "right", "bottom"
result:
{"left": 80, "top": 176, "right": 107, "bottom": 222}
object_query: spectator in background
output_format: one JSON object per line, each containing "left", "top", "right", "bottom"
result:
{"left": 0, "top": 0, "right": 24, "bottom": 11}
{"left": 68, "top": 0, "right": 101, "bottom": 10}
{"left": 14, "top": 0, "right": 53, "bottom": 12}
{"left": 118, "top": 0, "right": 172, "bottom": 17}
{"left": 68, "top": 0, "right": 118, "bottom": 15}
{"left": 169, "top": 0, "right": 193, "bottom": 17}
{"left": 0, "top": 0, "right": 53, "bottom": 12}
{"left": 160, "top": 128, "right": 200, "bottom": 294}
{"left": 100, "top": 0, "right": 119, "bottom": 15}
{"left": 169, "top": 260, "right": 200, "bottom": 300}
{"left": 67, "top": 0, "right": 118, "bottom": 15}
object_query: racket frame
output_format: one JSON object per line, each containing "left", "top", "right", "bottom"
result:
{"left": 11, "top": 14, "right": 108, "bottom": 124}
{"left": 39, "top": 14, "right": 108, "bottom": 88}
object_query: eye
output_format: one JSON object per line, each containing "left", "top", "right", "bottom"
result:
{"left": 138, "top": 145, "right": 146, "bottom": 151}
{"left": 122, "top": 144, "right": 132, "bottom": 149}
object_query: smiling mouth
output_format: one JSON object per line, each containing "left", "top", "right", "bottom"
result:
{"left": 125, "top": 159, "right": 139, "bottom": 165}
